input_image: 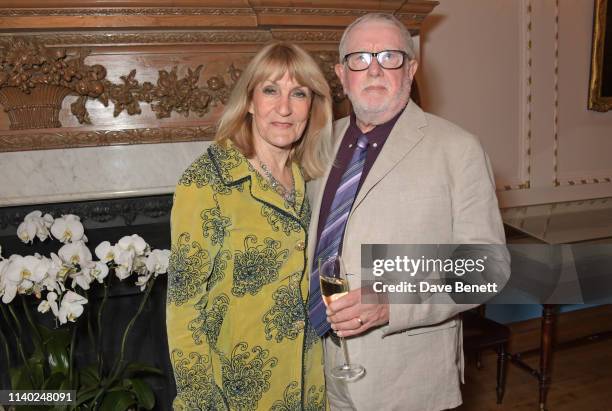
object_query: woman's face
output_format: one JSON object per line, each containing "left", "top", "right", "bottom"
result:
{"left": 249, "top": 72, "right": 312, "bottom": 154}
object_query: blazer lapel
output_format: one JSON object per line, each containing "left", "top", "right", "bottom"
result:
{"left": 352, "top": 100, "right": 428, "bottom": 210}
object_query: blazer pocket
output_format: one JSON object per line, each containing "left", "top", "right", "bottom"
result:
{"left": 403, "top": 319, "right": 457, "bottom": 336}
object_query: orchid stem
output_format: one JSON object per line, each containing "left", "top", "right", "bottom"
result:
{"left": 97, "top": 279, "right": 110, "bottom": 377}
{"left": 85, "top": 290, "right": 96, "bottom": 358}
{"left": 0, "top": 308, "right": 12, "bottom": 369}
{"left": 5, "top": 304, "right": 35, "bottom": 388}
{"left": 20, "top": 296, "right": 43, "bottom": 355}
{"left": 69, "top": 322, "right": 77, "bottom": 388}
{"left": 93, "top": 278, "right": 155, "bottom": 408}
{"left": 114, "top": 278, "right": 155, "bottom": 378}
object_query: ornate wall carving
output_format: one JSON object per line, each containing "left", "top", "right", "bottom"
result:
{"left": 0, "top": 0, "right": 437, "bottom": 153}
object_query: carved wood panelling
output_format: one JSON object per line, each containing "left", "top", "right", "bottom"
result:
{"left": 0, "top": 0, "right": 437, "bottom": 152}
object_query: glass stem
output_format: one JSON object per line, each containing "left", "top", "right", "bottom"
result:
{"left": 340, "top": 337, "right": 351, "bottom": 368}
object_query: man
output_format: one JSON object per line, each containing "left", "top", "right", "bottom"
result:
{"left": 306, "top": 13, "right": 510, "bottom": 411}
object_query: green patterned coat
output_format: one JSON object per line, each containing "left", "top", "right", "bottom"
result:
{"left": 166, "top": 142, "right": 326, "bottom": 410}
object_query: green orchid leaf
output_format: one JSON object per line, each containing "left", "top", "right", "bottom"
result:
{"left": 125, "top": 378, "right": 155, "bottom": 410}
{"left": 46, "top": 338, "right": 70, "bottom": 374}
{"left": 41, "top": 326, "right": 71, "bottom": 345}
{"left": 10, "top": 365, "right": 33, "bottom": 390}
{"left": 31, "top": 346, "right": 45, "bottom": 363}
{"left": 79, "top": 364, "right": 100, "bottom": 388}
{"left": 73, "top": 387, "right": 100, "bottom": 408}
{"left": 123, "top": 362, "right": 163, "bottom": 377}
{"left": 27, "top": 359, "right": 45, "bottom": 388}
{"left": 42, "top": 372, "right": 68, "bottom": 390}
{"left": 99, "top": 389, "right": 137, "bottom": 411}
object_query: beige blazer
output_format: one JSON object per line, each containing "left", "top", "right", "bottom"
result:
{"left": 307, "top": 101, "right": 510, "bottom": 411}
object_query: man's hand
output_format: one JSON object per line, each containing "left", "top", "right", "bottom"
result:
{"left": 326, "top": 287, "right": 389, "bottom": 337}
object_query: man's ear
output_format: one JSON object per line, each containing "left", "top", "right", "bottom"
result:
{"left": 334, "top": 63, "right": 347, "bottom": 91}
{"left": 408, "top": 59, "right": 419, "bottom": 79}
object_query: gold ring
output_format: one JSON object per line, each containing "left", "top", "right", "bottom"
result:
{"left": 356, "top": 317, "right": 363, "bottom": 326}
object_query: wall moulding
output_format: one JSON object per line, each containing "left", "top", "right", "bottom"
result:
{"left": 0, "top": 126, "right": 215, "bottom": 153}
{"left": 0, "top": 1, "right": 438, "bottom": 30}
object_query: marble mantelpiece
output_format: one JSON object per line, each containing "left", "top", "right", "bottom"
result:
{"left": 0, "top": 141, "right": 206, "bottom": 206}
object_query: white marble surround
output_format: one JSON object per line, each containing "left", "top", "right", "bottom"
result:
{"left": 0, "top": 141, "right": 209, "bottom": 206}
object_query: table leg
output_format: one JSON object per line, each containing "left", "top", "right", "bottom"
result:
{"left": 539, "top": 304, "right": 556, "bottom": 411}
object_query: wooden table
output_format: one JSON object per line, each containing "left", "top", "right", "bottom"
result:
{"left": 501, "top": 197, "right": 612, "bottom": 410}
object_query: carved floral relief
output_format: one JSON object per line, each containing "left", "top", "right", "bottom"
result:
{"left": 0, "top": 37, "right": 343, "bottom": 152}
{"left": 0, "top": 38, "right": 244, "bottom": 131}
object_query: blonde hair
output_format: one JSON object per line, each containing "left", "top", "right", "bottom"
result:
{"left": 215, "top": 42, "right": 333, "bottom": 180}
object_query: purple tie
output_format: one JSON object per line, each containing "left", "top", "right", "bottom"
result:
{"left": 308, "top": 135, "right": 369, "bottom": 336}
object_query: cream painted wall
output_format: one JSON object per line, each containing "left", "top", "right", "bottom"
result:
{"left": 417, "top": 0, "right": 612, "bottom": 208}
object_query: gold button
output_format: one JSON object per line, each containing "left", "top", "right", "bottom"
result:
{"left": 295, "top": 320, "right": 305, "bottom": 328}
{"left": 295, "top": 240, "right": 305, "bottom": 251}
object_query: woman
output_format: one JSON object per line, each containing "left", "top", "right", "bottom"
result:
{"left": 166, "top": 42, "right": 333, "bottom": 410}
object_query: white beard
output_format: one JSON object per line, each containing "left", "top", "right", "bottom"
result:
{"left": 348, "top": 76, "right": 413, "bottom": 126}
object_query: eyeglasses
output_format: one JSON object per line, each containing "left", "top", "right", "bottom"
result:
{"left": 343, "top": 50, "right": 409, "bottom": 71}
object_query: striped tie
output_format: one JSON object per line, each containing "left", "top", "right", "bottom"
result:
{"left": 308, "top": 134, "right": 369, "bottom": 336}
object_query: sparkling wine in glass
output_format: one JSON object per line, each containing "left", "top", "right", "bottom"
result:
{"left": 319, "top": 255, "right": 366, "bottom": 381}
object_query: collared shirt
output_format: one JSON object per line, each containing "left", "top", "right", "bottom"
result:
{"left": 315, "top": 107, "right": 405, "bottom": 248}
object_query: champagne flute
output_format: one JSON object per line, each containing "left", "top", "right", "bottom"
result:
{"left": 319, "top": 255, "right": 366, "bottom": 381}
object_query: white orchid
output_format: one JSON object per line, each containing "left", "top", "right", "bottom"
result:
{"left": 37, "top": 291, "right": 59, "bottom": 317}
{"left": 84, "top": 261, "right": 109, "bottom": 284}
{"left": 113, "top": 248, "right": 136, "bottom": 280}
{"left": 4, "top": 211, "right": 171, "bottom": 325}
{"left": 44, "top": 253, "right": 69, "bottom": 292}
{"left": 58, "top": 240, "right": 93, "bottom": 267}
{"left": 145, "top": 249, "right": 170, "bottom": 275}
{"left": 135, "top": 273, "right": 152, "bottom": 291}
{"left": 51, "top": 214, "right": 86, "bottom": 244}
{"left": 94, "top": 241, "right": 117, "bottom": 263}
{"left": 69, "top": 269, "right": 94, "bottom": 290}
{"left": 1, "top": 255, "right": 49, "bottom": 303}
{"left": 117, "top": 235, "right": 148, "bottom": 256}
{"left": 17, "top": 210, "right": 54, "bottom": 243}
{"left": 114, "top": 263, "right": 132, "bottom": 281}
{"left": 57, "top": 290, "right": 88, "bottom": 324}
{"left": 0, "top": 258, "right": 9, "bottom": 302}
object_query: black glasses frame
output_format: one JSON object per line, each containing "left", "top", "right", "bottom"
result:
{"left": 343, "top": 50, "right": 409, "bottom": 71}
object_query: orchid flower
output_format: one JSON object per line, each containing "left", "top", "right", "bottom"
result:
{"left": 58, "top": 240, "right": 92, "bottom": 267}
{"left": 1, "top": 255, "right": 49, "bottom": 303}
{"left": 17, "top": 210, "right": 54, "bottom": 243}
{"left": 51, "top": 214, "right": 86, "bottom": 244}
{"left": 84, "top": 261, "right": 109, "bottom": 284}
{"left": 37, "top": 291, "right": 59, "bottom": 318}
{"left": 58, "top": 290, "right": 88, "bottom": 324}
{"left": 145, "top": 249, "right": 170, "bottom": 276}
{"left": 0, "top": 257, "right": 9, "bottom": 303}
{"left": 117, "top": 235, "right": 148, "bottom": 256}
{"left": 135, "top": 273, "right": 152, "bottom": 291}
{"left": 94, "top": 241, "right": 116, "bottom": 263}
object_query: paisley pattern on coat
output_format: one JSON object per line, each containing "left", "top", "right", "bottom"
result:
{"left": 167, "top": 142, "right": 326, "bottom": 410}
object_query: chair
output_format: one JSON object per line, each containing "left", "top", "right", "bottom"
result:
{"left": 462, "top": 309, "right": 511, "bottom": 404}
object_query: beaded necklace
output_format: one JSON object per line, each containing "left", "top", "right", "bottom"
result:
{"left": 257, "top": 159, "right": 297, "bottom": 207}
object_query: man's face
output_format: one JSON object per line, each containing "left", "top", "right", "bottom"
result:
{"left": 335, "top": 21, "right": 418, "bottom": 126}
